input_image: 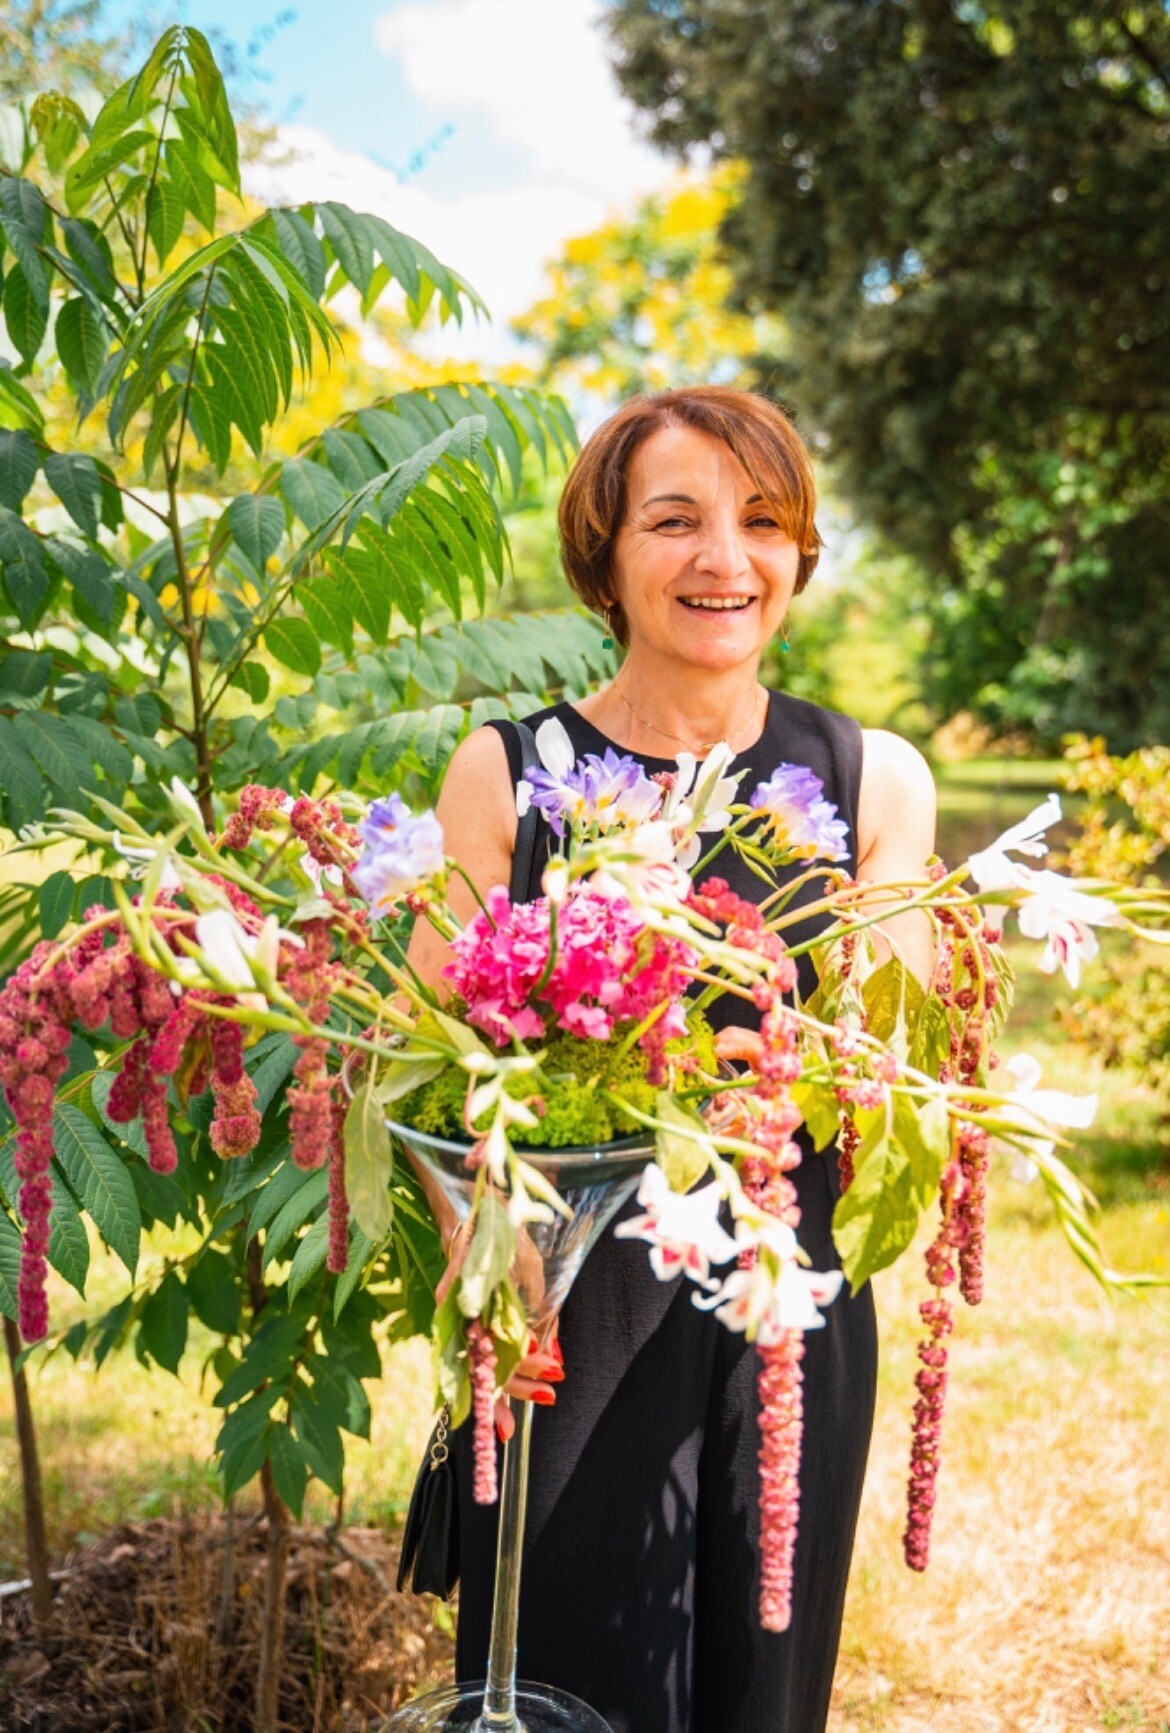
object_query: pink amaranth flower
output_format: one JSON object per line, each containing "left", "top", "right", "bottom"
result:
{"left": 467, "top": 1320, "right": 498, "bottom": 1504}
{"left": 757, "top": 1329, "right": 805, "bottom": 1631}
{"left": 903, "top": 1162, "right": 965, "bottom": 1570}
{"left": 327, "top": 1096, "right": 349, "bottom": 1274}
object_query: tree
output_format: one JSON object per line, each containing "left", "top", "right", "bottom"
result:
{"left": 607, "top": 0, "right": 1170, "bottom": 747}
{"left": 513, "top": 164, "right": 775, "bottom": 397}
{"left": 0, "top": 26, "right": 607, "bottom": 1723}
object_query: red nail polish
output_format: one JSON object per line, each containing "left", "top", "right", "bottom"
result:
{"left": 531, "top": 1389, "right": 556, "bottom": 1406}
{"left": 544, "top": 1366, "right": 565, "bottom": 1382}
{"left": 526, "top": 1331, "right": 539, "bottom": 1353}
{"left": 496, "top": 1419, "right": 508, "bottom": 1442}
{"left": 551, "top": 1338, "right": 564, "bottom": 1365}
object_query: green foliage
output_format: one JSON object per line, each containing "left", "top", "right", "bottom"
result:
{"left": 609, "top": 0, "right": 1170, "bottom": 747}
{"left": 397, "top": 1013, "right": 719, "bottom": 1146}
{"left": 0, "top": 22, "right": 585, "bottom": 1523}
{"left": 1057, "top": 736, "right": 1170, "bottom": 1103}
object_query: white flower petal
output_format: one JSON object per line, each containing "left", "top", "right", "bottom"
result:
{"left": 534, "top": 717, "right": 575, "bottom": 779}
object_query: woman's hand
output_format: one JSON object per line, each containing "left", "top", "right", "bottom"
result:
{"left": 435, "top": 1218, "right": 564, "bottom": 1441}
{"left": 714, "top": 1024, "right": 763, "bottom": 1068}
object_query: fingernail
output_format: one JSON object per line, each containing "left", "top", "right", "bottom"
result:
{"left": 526, "top": 1331, "right": 539, "bottom": 1353}
{"left": 496, "top": 1419, "right": 509, "bottom": 1442}
{"left": 531, "top": 1389, "right": 556, "bottom": 1406}
{"left": 543, "top": 1366, "right": 564, "bottom": 1382}
{"left": 551, "top": 1338, "right": 564, "bottom": 1365}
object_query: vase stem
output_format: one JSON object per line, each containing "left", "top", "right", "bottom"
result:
{"left": 479, "top": 1397, "right": 534, "bottom": 1732}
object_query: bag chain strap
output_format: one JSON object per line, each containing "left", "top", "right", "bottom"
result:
{"left": 429, "top": 1404, "right": 451, "bottom": 1471}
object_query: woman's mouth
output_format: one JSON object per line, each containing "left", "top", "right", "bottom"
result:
{"left": 677, "top": 595, "right": 756, "bottom": 612}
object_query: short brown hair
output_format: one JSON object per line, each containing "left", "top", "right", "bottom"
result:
{"left": 557, "top": 386, "right": 823, "bottom": 647}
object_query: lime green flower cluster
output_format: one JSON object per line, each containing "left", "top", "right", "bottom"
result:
{"left": 400, "top": 1013, "right": 719, "bottom": 1147}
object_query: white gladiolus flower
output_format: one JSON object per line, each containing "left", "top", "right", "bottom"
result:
{"left": 693, "top": 1221, "right": 844, "bottom": 1342}
{"left": 968, "top": 793, "right": 1063, "bottom": 891}
{"left": 999, "top": 1052, "right": 1098, "bottom": 1181}
{"left": 1013, "top": 867, "right": 1122, "bottom": 987}
{"left": 614, "top": 1162, "right": 739, "bottom": 1289}
{"left": 113, "top": 833, "right": 182, "bottom": 892}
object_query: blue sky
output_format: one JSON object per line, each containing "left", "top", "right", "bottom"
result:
{"left": 108, "top": 1, "right": 671, "bottom": 353}
{"left": 111, "top": 0, "right": 526, "bottom": 196}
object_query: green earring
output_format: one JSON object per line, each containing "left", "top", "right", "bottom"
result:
{"left": 601, "top": 602, "right": 616, "bottom": 651}
{"left": 780, "top": 615, "right": 791, "bottom": 654}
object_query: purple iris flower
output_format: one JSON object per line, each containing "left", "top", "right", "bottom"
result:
{"left": 351, "top": 793, "right": 446, "bottom": 912}
{"left": 518, "top": 747, "right": 664, "bottom": 839}
{"left": 748, "top": 764, "right": 850, "bottom": 862}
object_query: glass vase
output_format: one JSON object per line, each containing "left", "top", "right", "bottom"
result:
{"left": 380, "top": 1120, "right": 655, "bottom": 1733}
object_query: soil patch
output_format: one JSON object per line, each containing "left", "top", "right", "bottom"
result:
{"left": 0, "top": 1511, "right": 454, "bottom": 1730}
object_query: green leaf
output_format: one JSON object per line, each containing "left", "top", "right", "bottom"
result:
{"left": 891, "top": 1093, "right": 950, "bottom": 1210}
{"left": 140, "top": 1269, "right": 189, "bottom": 1374}
{"left": 214, "top": 1305, "right": 308, "bottom": 1408}
{"left": 55, "top": 295, "right": 108, "bottom": 397}
{"left": 13, "top": 711, "right": 88, "bottom": 800}
{"left": 287, "top": 1213, "right": 329, "bottom": 1301}
{"left": 3, "top": 268, "right": 48, "bottom": 366}
{"left": 832, "top": 1136, "right": 918, "bottom": 1290}
{"left": 262, "top": 1167, "right": 329, "bottom": 1269}
{"left": 319, "top": 201, "right": 373, "bottom": 293}
{"left": 186, "top": 1247, "right": 242, "bottom": 1335}
{"left": 218, "top": 1395, "right": 278, "bottom": 1497}
{"left": 791, "top": 1078, "right": 842, "bottom": 1152}
{"left": 457, "top": 1191, "right": 515, "bottom": 1320}
{"left": 0, "top": 648, "right": 52, "bottom": 709}
{"left": 434, "top": 1290, "right": 471, "bottom": 1428}
{"left": 0, "top": 716, "right": 45, "bottom": 821}
{"left": 268, "top": 207, "right": 326, "bottom": 298}
{"left": 654, "top": 1093, "right": 712, "bottom": 1193}
{"left": 229, "top": 661, "right": 270, "bottom": 703}
{"left": 0, "top": 360, "right": 45, "bottom": 434}
{"left": 38, "top": 870, "right": 76, "bottom": 938}
{"left": 333, "top": 1224, "right": 372, "bottom": 1319}
{"left": 45, "top": 1177, "right": 90, "bottom": 1296}
{"left": 0, "top": 1209, "right": 21, "bottom": 1319}
{"left": 305, "top": 1351, "right": 371, "bottom": 1438}
{"left": 43, "top": 451, "right": 104, "bottom": 540}
{"left": 228, "top": 492, "right": 284, "bottom": 570}
{"left": 264, "top": 617, "right": 321, "bottom": 677}
{"left": 280, "top": 456, "right": 347, "bottom": 530}
{"left": 53, "top": 1104, "right": 141, "bottom": 1275}
{"left": 290, "top": 1383, "right": 344, "bottom": 1494}
{"left": 266, "top": 1423, "right": 308, "bottom": 1518}
{"left": 0, "top": 506, "right": 50, "bottom": 627}
{"left": 146, "top": 174, "right": 188, "bottom": 267}
{"left": 862, "top": 956, "right": 926, "bottom": 1057}
{"left": 0, "top": 429, "right": 39, "bottom": 509}
{"left": 344, "top": 1073, "right": 395, "bottom": 1242}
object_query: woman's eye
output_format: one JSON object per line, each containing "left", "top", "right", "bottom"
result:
{"left": 654, "top": 516, "right": 691, "bottom": 531}
{"left": 747, "top": 516, "right": 780, "bottom": 530}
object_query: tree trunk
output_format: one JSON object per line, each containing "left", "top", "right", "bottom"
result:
{"left": 3, "top": 1315, "right": 52, "bottom": 1631}
{"left": 255, "top": 1458, "right": 290, "bottom": 1733}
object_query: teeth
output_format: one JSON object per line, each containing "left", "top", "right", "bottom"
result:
{"left": 680, "top": 596, "right": 753, "bottom": 611}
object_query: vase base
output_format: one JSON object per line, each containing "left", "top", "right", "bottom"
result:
{"left": 380, "top": 1680, "right": 613, "bottom": 1733}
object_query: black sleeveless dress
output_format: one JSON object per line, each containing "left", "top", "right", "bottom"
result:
{"left": 451, "top": 690, "right": 878, "bottom": 1733}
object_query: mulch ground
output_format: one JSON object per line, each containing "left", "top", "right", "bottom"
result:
{"left": 0, "top": 1512, "right": 455, "bottom": 1730}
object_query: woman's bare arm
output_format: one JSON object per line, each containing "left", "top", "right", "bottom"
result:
{"left": 856, "top": 728, "right": 938, "bottom": 989}
{"left": 406, "top": 724, "right": 518, "bottom": 996}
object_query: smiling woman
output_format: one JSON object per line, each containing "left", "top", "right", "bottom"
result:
{"left": 402, "top": 386, "right": 938, "bottom": 1733}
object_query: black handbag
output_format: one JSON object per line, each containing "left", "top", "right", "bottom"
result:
{"left": 396, "top": 718, "right": 542, "bottom": 1599}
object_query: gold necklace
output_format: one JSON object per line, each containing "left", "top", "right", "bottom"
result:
{"left": 610, "top": 678, "right": 765, "bottom": 756}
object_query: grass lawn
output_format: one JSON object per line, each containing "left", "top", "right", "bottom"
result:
{"left": 2, "top": 758, "right": 1168, "bottom": 1729}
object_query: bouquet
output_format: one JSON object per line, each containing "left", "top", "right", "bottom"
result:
{"left": 3, "top": 722, "right": 1167, "bottom": 1631}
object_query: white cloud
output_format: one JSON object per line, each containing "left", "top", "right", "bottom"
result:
{"left": 374, "top": 0, "right": 665, "bottom": 202}
{"left": 244, "top": 1, "right": 674, "bottom": 365}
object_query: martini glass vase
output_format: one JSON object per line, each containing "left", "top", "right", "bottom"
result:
{"left": 382, "top": 1121, "right": 656, "bottom": 1733}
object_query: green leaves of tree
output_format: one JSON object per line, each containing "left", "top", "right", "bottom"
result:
{"left": 344, "top": 1074, "right": 395, "bottom": 1243}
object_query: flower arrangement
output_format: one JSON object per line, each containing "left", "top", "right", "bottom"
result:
{"left": 2, "top": 726, "right": 1166, "bottom": 1632}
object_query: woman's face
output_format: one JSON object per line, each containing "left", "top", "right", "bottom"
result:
{"left": 610, "top": 424, "right": 802, "bottom": 672}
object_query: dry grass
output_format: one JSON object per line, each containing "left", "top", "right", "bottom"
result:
{"left": 831, "top": 939, "right": 1170, "bottom": 1733}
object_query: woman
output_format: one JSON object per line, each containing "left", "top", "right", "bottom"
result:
{"left": 408, "top": 386, "right": 936, "bottom": 1732}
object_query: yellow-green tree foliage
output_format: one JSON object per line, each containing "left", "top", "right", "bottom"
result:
{"left": 513, "top": 166, "right": 780, "bottom": 396}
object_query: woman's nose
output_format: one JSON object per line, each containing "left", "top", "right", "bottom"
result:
{"left": 692, "top": 514, "right": 751, "bottom": 580}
